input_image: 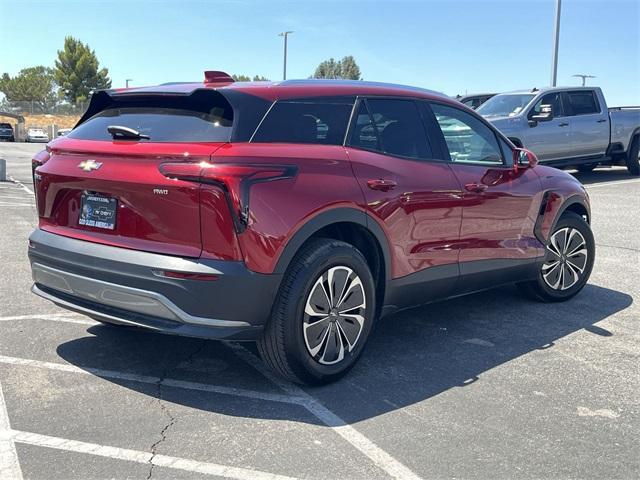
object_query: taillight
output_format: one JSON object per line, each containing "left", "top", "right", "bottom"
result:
{"left": 31, "top": 149, "right": 51, "bottom": 187}
{"left": 159, "top": 162, "right": 297, "bottom": 231}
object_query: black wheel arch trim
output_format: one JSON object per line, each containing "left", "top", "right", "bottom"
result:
{"left": 535, "top": 192, "right": 590, "bottom": 244}
{"left": 272, "top": 207, "right": 392, "bottom": 282}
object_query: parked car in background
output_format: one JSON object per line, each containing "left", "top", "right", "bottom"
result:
{"left": 29, "top": 74, "right": 595, "bottom": 385}
{"left": 455, "top": 93, "right": 496, "bottom": 109}
{"left": 57, "top": 128, "right": 73, "bottom": 136}
{"left": 477, "top": 87, "right": 640, "bottom": 175}
{"left": 26, "top": 128, "right": 49, "bottom": 143}
{"left": 0, "top": 122, "right": 14, "bottom": 141}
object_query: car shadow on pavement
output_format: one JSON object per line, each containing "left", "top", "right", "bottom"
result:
{"left": 56, "top": 283, "right": 632, "bottom": 425}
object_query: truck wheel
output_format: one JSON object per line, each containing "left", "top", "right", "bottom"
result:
{"left": 577, "top": 163, "right": 597, "bottom": 173}
{"left": 626, "top": 135, "right": 640, "bottom": 176}
{"left": 518, "top": 212, "right": 594, "bottom": 302}
{"left": 258, "top": 238, "right": 376, "bottom": 385}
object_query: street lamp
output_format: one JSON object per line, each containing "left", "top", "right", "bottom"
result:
{"left": 278, "top": 31, "right": 293, "bottom": 80}
{"left": 125, "top": 79, "right": 133, "bottom": 88}
{"left": 572, "top": 74, "right": 596, "bottom": 86}
{"left": 550, "top": 0, "right": 562, "bottom": 86}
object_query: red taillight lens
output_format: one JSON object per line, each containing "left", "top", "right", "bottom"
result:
{"left": 153, "top": 270, "right": 219, "bottom": 281}
{"left": 159, "top": 161, "right": 297, "bottom": 231}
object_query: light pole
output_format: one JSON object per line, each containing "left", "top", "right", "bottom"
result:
{"left": 550, "top": 0, "right": 562, "bottom": 86}
{"left": 278, "top": 31, "right": 293, "bottom": 80}
{"left": 125, "top": 79, "right": 133, "bottom": 88}
{"left": 572, "top": 74, "right": 596, "bottom": 86}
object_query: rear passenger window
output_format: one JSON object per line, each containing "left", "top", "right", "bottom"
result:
{"left": 252, "top": 98, "right": 354, "bottom": 145}
{"left": 351, "top": 99, "right": 432, "bottom": 160}
{"left": 566, "top": 90, "right": 600, "bottom": 115}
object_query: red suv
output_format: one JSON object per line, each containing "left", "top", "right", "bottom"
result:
{"left": 29, "top": 72, "right": 595, "bottom": 385}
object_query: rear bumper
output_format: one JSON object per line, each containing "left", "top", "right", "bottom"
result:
{"left": 28, "top": 229, "right": 282, "bottom": 340}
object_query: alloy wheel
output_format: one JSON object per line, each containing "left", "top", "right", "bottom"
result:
{"left": 303, "top": 266, "right": 367, "bottom": 365}
{"left": 542, "top": 227, "right": 588, "bottom": 291}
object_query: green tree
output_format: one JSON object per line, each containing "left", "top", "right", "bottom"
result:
{"left": 0, "top": 66, "right": 57, "bottom": 112}
{"left": 313, "top": 56, "right": 361, "bottom": 80}
{"left": 232, "top": 74, "right": 270, "bottom": 82}
{"left": 313, "top": 58, "right": 341, "bottom": 79}
{"left": 338, "top": 56, "right": 361, "bottom": 80}
{"left": 54, "top": 36, "right": 111, "bottom": 104}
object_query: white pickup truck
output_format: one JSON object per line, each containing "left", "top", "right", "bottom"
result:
{"left": 477, "top": 87, "right": 640, "bottom": 175}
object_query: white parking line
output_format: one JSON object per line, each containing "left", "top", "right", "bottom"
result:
{"left": 0, "top": 380, "right": 297, "bottom": 480}
{"left": 0, "top": 313, "right": 92, "bottom": 324}
{"left": 7, "top": 177, "right": 33, "bottom": 196}
{"left": 226, "top": 343, "right": 423, "bottom": 480}
{"left": 1, "top": 312, "right": 423, "bottom": 479}
{"left": 10, "top": 430, "right": 299, "bottom": 480}
{"left": 0, "top": 381, "right": 23, "bottom": 480}
{"left": 0, "top": 355, "right": 303, "bottom": 405}
{"left": 0, "top": 204, "right": 34, "bottom": 207}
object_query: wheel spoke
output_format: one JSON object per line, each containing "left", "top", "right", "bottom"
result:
{"left": 542, "top": 227, "right": 589, "bottom": 291}
{"left": 305, "top": 278, "right": 331, "bottom": 317}
{"left": 303, "top": 265, "right": 367, "bottom": 365}
{"left": 337, "top": 276, "right": 366, "bottom": 311}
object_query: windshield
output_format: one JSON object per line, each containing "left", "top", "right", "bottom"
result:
{"left": 477, "top": 94, "right": 535, "bottom": 118}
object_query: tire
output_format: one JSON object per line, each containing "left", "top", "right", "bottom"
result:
{"left": 257, "top": 238, "right": 376, "bottom": 385}
{"left": 519, "top": 212, "right": 594, "bottom": 302}
{"left": 625, "top": 135, "right": 640, "bottom": 176}
{"left": 576, "top": 163, "right": 596, "bottom": 173}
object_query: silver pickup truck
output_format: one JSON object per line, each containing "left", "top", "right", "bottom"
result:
{"left": 477, "top": 87, "right": 640, "bottom": 175}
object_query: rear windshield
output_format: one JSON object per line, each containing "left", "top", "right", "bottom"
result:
{"left": 252, "top": 97, "right": 355, "bottom": 145}
{"left": 69, "top": 93, "right": 233, "bottom": 142}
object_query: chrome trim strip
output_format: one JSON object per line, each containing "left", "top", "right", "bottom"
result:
{"left": 31, "top": 263, "right": 251, "bottom": 328}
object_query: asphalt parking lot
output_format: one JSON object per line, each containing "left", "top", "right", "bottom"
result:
{"left": 0, "top": 142, "right": 638, "bottom": 480}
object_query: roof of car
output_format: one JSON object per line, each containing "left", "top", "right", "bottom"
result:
{"left": 108, "top": 78, "right": 452, "bottom": 103}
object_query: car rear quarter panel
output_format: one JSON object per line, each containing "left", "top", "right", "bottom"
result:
{"left": 211, "top": 143, "right": 366, "bottom": 274}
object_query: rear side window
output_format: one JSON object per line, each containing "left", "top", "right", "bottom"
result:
{"left": 69, "top": 91, "right": 233, "bottom": 142}
{"left": 566, "top": 90, "right": 600, "bottom": 115}
{"left": 252, "top": 98, "right": 354, "bottom": 145}
{"left": 350, "top": 98, "right": 432, "bottom": 160}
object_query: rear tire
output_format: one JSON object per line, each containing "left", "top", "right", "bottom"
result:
{"left": 257, "top": 238, "right": 376, "bottom": 385}
{"left": 626, "top": 135, "right": 640, "bottom": 176}
{"left": 519, "top": 212, "right": 594, "bottom": 302}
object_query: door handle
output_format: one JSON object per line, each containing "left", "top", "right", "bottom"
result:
{"left": 367, "top": 179, "right": 397, "bottom": 192}
{"left": 464, "top": 182, "right": 488, "bottom": 193}
{"left": 597, "top": 119, "right": 607, "bottom": 123}
{"left": 558, "top": 122, "right": 569, "bottom": 127}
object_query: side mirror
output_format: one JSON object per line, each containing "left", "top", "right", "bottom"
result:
{"left": 513, "top": 148, "right": 538, "bottom": 170}
{"left": 529, "top": 104, "right": 554, "bottom": 125}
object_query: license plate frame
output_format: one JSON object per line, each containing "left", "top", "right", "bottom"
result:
{"left": 79, "top": 194, "right": 117, "bottom": 230}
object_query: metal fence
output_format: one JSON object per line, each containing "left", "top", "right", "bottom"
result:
{"left": 0, "top": 100, "right": 87, "bottom": 116}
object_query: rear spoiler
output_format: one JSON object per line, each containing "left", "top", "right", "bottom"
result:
{"left": 74, "top": 89, "right": 234, "bottom": 129}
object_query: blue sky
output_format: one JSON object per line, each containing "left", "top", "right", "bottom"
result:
{"left": 1, "top": 0, "right": 638, "bottom": 105}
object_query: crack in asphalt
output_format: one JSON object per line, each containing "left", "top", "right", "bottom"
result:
{"left": 146, "top": 340, "right": 207, "bottom": 480}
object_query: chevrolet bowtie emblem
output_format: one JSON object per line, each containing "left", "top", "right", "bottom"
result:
{"left": 78, "top": 160, "right": 102, "bottom": 172}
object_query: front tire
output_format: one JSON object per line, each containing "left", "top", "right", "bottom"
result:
{"left": 258, "top": 238, "right": 376, "bottom": 385}
{"left": 519, "top": 212, "right": 595, "bottom": 302}
{"left": 625, "top": 135, "right": 640, "bottom": 176}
